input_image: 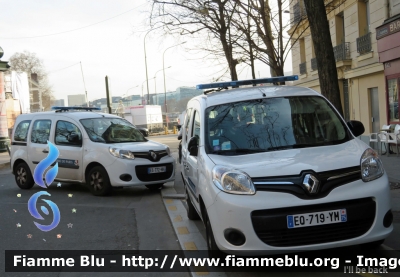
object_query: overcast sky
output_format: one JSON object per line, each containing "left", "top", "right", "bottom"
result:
{"left": 1, "top": 0, "right": 292, "bottom": 105}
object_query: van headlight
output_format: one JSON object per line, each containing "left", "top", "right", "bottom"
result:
{"left": 109, "top": 147, "right": 135, "bottom": 159}
{"left": 166, "top": 146, "right": 171, "bottom": 156}
{"left": 212, "top": 165, "right": 255, "bottom": 195}
{"left": 361, "top": 148, "right": 384, "bottom": 182}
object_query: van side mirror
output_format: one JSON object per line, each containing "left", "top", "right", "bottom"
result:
{"left": 68, "top": 133, "right": 81, "bottom": 144}
{"left": 347, "top": 120, "right": 365, "bottom": 137}
{"left": 188, "top": 136, "right": 198, "bottom": 156}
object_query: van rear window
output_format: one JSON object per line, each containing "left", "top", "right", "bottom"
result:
{"left": 14, "top": 120, "right": 31, "bottom": 142}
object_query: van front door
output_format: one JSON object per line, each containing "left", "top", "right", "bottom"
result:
{"left": 53, "top": 119, "right": 83, "bottom": 181}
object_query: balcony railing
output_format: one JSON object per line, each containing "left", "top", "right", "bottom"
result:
{"left": 356, "top": 32, "right": 372, "bottom": 55}
{"left": 311, "top": 58, "right": 317, "bottom": 71}
{"left": 333, "top": 42, "right": 350, "bottom": 62}
{"left": 299, "top": 62, "right": 307, "bottom": 75}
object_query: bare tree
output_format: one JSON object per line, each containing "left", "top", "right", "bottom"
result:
{"left": 9, "top": 51, "right": 54, "bottom": 111}
{"left": 148, "top": 0, "right": 309, "bottom": 82}
{"left": 303, "top": 0, "right": 343, "bottom": 116}
{"left": 149, "top": 0, "right": 241, "bottom": 81}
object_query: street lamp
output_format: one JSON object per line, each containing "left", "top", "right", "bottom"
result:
{"left": 143, "top": 24, "right": 164, "bottom": 107}
{"left": 154, "top": 66, "right": 171, "bottom": 105}
{"left": 123, "top": 85, "right": 139, "bottom": 104}
{"left": 163, "top": 41, "right": 187, "bottom": 128}
{"left": 142, "top": 78, "right": 154, "bottom": 105}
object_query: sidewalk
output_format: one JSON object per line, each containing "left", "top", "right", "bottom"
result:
{"left": 0, "top": 151, "right": 10, "bottom": 170}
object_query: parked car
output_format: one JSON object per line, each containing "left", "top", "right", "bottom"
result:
{"left": 180, "top": 76, "right": 393, "bottom": 253}
{"left": 134, "top": 126, "right": 149, "bottom": 137}
{"left": 11, "top": 107, "right": 175, "bottom": 196}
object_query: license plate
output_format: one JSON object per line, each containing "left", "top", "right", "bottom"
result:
{"left": 147, "top": 166, "right": 166, "bottom": 174}
{"left": 287, "top": 209, "right": 347, "bottom": 229}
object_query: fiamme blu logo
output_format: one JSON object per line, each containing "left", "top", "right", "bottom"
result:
{"left": 27, "top": 141, "right": 61, "bottom": 232}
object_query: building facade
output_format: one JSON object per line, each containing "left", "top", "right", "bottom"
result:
{"left": 376, "top": 1, "right": 400, "bottom": 125}
{"left": 289, "top": 0, "right": 397, "bottom": 142}
{"left": 67, "top": 94, "right": 86, "bottom": 106}
{"left": 52, "top": 99, "right": 65, "bottom": 107}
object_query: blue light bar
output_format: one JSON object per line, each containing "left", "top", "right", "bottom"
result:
{"left": 51, "top": 106, "right": 101, "bottom": 111}
{"left": 196, "top": 75, "right": 299, "bottom": 90}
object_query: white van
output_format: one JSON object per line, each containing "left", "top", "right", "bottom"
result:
{"left": 11, "top": 107, "right": 175, "bottom": 196}
{"left": 180, "top": 76, "right": 393, "bottom": 253}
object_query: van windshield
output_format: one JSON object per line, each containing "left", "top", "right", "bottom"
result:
{"left": 80, "top": 118, "right": 147, "bottom": 143}
{"left": 205, "top": 96, "right": 350, "bottom": 155}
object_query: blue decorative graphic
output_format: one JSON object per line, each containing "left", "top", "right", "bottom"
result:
{"left": 33, "top": 141, "right": 59, "bottom": 188}
{"left": 28, "top": 141, "right": 61, "bottom": 232}
{"left": 28, "top": 191, "right": 61, "bottom": 232}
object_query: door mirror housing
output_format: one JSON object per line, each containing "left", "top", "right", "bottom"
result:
{"left": 347, "top": 120, "right": 365, "bottom": 137}
{"left": 188, "top": 136, "right": 198, "bottom": 156}
{"left": 68, "top": 133, "right": 81, "bottom": 144}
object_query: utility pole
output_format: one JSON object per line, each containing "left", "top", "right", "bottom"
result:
{"left": 105, "top": 76, "right": 112, "bottom": 114}
{"left": 80, "top": 61, "right": 89, "bottom": 107}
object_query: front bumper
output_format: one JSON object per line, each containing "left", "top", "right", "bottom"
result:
{"left": 207, "top": 173, "right": 392, "bottom": 253}
{"left": 106, "top": 156, "right": 175, "bottom": 187}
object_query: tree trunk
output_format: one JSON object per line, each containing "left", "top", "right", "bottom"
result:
{"left": 303, "top": 0, "right": 344, "bottom": 116}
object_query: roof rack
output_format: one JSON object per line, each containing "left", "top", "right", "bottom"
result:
{"left": 52, "top": 106, "right": 101, "bottom": 113}
{"left": 197, "top": 75, "right": 299, "bottom": 92}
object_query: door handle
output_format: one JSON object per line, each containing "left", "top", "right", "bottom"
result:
{"left": 42, "top": 149, "right": 49, "bottom": 153}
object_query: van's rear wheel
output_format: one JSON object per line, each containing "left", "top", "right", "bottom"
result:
{"left": 87, "top": 166, "right": 111, "bottom": 196}
{"left": 15, "top": 162, "right": 34, "bottom": 189}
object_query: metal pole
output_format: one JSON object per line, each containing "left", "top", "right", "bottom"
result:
{"left": 144, "top": 30, "right": 151, "bottom": 105}
{"left": 163, "top": 42, "right": 186, "bottom": 129}
{"left": 143, "top": 24, "right": 164, "bottom": 106}
{"left": 105, "top": 76, "right": 112, "bottom": 114}
{"left": 80, "top": 61, "right": 89, "bottom": 107}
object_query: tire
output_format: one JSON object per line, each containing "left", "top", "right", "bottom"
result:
{"left": 15, "top": 162, "right": 34, "bottom": 189}
{"left": 87, "top": 166, "right": 111, "bottom": 196}
{"left": 204, "top": 210, "right": 219, "bottom": 251}
{"left": 186, "top": 188, "right": 200, "bottom": 220}
{"left": 178, "top": 141, "right": 182, "bottom": 164}
{"left": 145, "top": 183, "right": 164, "bottom": 190}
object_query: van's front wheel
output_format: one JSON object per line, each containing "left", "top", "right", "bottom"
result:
{"left": 15, "top": 162, "right": 34, "bottom": 189}
{"left": 87, "top": 166, "right": 111, "bottom": 196}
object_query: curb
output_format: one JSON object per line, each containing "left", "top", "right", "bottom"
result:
{"left": 0, "top": 161, "right": 10, "bottom": 170}
{"left": 161, "top": 182, "right": 226, "bottom": 277}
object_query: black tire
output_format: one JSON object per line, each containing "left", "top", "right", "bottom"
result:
{"left": 186, "top": 188, "right": 200, "bottom": 220}
{"left": 87, "top": 166, "right": 111, "bottom": 196}
{"left": 145, "top": 183, "right": 164, "bottom": 190}
{"left": 15, "top": 162, "right": 34, "bottom": 189}
{"left": 204, "top": 210, "right": 219, "bottom": 251}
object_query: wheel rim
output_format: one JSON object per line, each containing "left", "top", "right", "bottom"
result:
{"left": 16, "top": 167, "right": 27, "bottom": 185}
{"left": 90, "top": 171, "right": 104, "bottom": 191}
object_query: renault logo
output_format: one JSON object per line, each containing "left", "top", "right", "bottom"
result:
{"left": 302, "top": 174, "right": 320, "bottom": 194}
{"left": 149, "top": 151, "right": 158, "bottom": 161}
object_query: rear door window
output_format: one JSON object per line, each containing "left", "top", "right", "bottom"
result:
{"left": 31, "top": 120, "right": 52, "bottom": 144}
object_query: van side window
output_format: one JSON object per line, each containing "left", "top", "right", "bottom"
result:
{"left": 184, "top": 108, "right": 193, "bottom": 143}
{"left": 14, "top": 120, "right": 31, "bottom": 142}
{"left": 55, "top": 121, "right": 82, "bottom": 146}
{"left": 192, "top": 111, "right": 201, "bottom": 145}
{"left": 31, "top": 120, "right": 51, "bottom": 144}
